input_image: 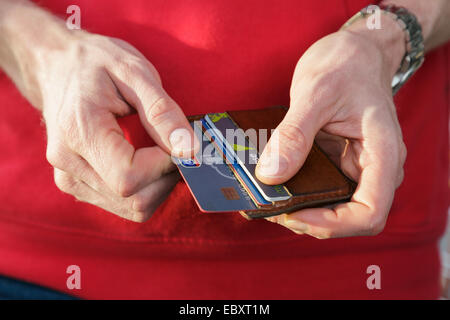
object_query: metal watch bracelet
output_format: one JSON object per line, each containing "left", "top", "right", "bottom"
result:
{"left": 342, "top": 4, "right": 425, "bottom": 95}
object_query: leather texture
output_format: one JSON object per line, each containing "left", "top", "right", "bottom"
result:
{"left": 188, "top": 106, "right": 356, "bottom": 218}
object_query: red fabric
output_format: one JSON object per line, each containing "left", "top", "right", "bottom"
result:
{"left": 0, "top": 0, "right": 448, "bottom": 299}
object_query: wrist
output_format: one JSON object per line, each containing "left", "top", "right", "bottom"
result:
{"left": 0, "top": 1, "right": 83, "bottom": 108}
{"left": 341, "top": 12, "right": 406, "bottom": 80}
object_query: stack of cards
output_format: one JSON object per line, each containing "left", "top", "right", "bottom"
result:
{"left": 175, "top": 107, "right": 355, "bottom": 219}
{"left": 175, "top": 112, "right": 292, "bottom": 212}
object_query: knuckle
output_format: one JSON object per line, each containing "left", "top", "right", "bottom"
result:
{"left": 46, "top": 144, "right": 63, "bottom": 168}
{"left": 112, "top": 201, "right": 152, "bottom": 223}
{"left": 277, "top": 121, "right": 309, "bottom": 151}
{"left": 145, "top": 96, "right": 178, "bottom": 127}
{"left": 131, "top": 193, "right": 150, "bottom": 213}
{"left": 45, "top": 119, "right": 80, "bottom": 168}
{"left": 55, "top": 109, "right": 83, "bottom": 151}
{"left": 314, "top": 229, "right": 334, "bottom": 240}
{"left": 365, "top": 214, "right": 386, "bottom": 236}
{"left": 130, "top": 210, "right": 151, "bottom": 223}
{"left": 397, "top": 168, "right": 405, "bottom": 187}
{"left": 399, "top": 141, "right": 407, "bottom": 164}
{"left": 115, "top": 169, "right": 139, "bottom": 197}
{"left": 117, "top": 54, "right": 156, "bottom": 83}
{"left": 105, "top": 36, "right": 132, "bottom": 50}
{"left": 121, "top": 58, "right": 148, "bottom": 76}
{"left": 53, "top": 170, "right": 76, "bottom": 193}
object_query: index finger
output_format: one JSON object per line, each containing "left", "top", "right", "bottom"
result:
{"left": 108, "top": 63, "right": 199, "bottom": 158}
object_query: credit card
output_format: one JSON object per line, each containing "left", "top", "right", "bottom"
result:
{"left": 205, "top": 113, "right": 291, "bottom": 202}
{"left": 201, "top": 119, "right": 271, "bottom": 207}
{"left": 175, "top": 121, "right": 257, "bottom": 212}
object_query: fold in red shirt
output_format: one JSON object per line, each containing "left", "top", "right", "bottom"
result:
{"left": 0, "top": 0, "right": 448, "bottom": 299}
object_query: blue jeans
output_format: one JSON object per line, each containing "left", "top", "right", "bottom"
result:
{"left": 0, "top": 275, "right": 77, "bottom": 300}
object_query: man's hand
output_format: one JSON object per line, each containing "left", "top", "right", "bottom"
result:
{"left": 43, "top": 34, "right": 199, "bottom": 222}
{"left": 256, "top": 15, "right": 408, "bottom": 238}
{"left": 0, "top": 2, "right": 198, "bottom": 222}
{"left": 258, "top": 0, "right": 450, "bottom": 238}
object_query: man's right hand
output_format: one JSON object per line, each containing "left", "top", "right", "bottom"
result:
{"left": 41, "top": 33, "right": 199, "bottom": 222}
{"left": 0, "top": 1, "right": 198, "bottom": 222}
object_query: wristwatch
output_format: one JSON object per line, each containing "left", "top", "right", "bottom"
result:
{"left": 342, "top": 4, "right": 425, "bottom": 95}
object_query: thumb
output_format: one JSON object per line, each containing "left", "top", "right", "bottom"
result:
{"left": 255, "top": 104, "right": 324, "bottom": 185}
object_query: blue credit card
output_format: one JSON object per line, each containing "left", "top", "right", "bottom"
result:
{"left": 205, "top": 113, "right": 291, "bottom": 202}
{"left": 175, "top": 121, "right": 257, "bottom": 212}
{"left": 201, "top": 119, "right": 271, "bottom": 207}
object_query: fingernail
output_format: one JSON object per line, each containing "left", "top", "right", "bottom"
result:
{"left": 284, "top": 217, "right": 309, "bottom": 233}
{"left": 257, "top": 154, "right": 288, "bottom": 177}
{"left": 169, "top": 128, "right": 195, "bottom": 157}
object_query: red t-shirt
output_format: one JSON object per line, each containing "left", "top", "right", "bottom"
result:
{"left": 0, "top": 0, "right": 448, "bottom": 299}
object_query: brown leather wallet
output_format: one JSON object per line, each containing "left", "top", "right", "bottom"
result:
{"left": 186, "top": 106, "right": 355, "bottom": 219}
